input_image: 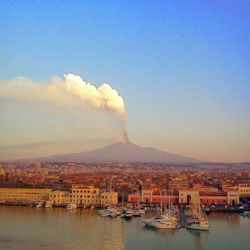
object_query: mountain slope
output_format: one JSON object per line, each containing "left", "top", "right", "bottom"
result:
{"left": 40, "top": 142, "right": 198, "bottom": 163}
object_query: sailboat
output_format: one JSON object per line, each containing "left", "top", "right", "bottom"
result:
{"left": 142, "top": 189, "right": 179, "bottom": 229}
{"left": 186, "top": 196, "right": 209, "bottom": 231}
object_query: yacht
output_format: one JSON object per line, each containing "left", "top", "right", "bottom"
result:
{"left": 67, "top": 203, "right": 77, "bottom": 210}
{"left": 142, "top": 213, "right": 178, "bottom": 227}
{"left": 121, "top": 211, "right": 133, "bottom": 220}
{"left": 109, "top": 211, "right": 117, "bottom": 218}
{"left": 187, "top": 219, "right": 209, "bottom": 231}
{"left": 151, "top": 219, "right": 178, "bottom": 229}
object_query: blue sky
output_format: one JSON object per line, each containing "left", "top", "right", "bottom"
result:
{"left": 0, "top": 0, "right": 249, "bottom": 161}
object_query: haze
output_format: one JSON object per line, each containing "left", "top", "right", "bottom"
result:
{"left": 0, "top": 1, "right": 249, "bottom": 162}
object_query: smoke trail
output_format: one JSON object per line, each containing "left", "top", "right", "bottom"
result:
{"left": 0, "top": 73, "right": 129, "bottom": 142}
{"left": 64, "top": 74, "right": 129, "bottom": 142}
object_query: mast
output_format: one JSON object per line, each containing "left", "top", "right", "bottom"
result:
{"left": 160, "top": 190, "right": 162, "bottom": 216}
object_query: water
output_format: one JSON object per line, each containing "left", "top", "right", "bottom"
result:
{"left": 0, "top": 206, "right": 250, "bottom": 250}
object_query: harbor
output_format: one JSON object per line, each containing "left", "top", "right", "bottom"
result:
{"left": 0, "top": 205, "right": 250, "bottom": 250}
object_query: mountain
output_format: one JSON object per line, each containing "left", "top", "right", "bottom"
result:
{"left": 36, "top": 141, "right": 199, "bottom": 163}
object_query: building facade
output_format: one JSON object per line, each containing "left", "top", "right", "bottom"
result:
{"left": 128, "top": 189, "right": 179, "bottom": 205}
{"left": 0, "top": 188, "right": 52, "bottom": 203}
{"left": 68, "top": 184, "right": 118, "bottom": 206}
{"left": 179, "top": 189, "right": 239, "bottom": 206}
{"left": 238, "top": 185, "right": 250, "bottom": 197}
{"left": 48, "top": 190, "right": 69, "bottom": 206}
{"left": 101, "top": 192, "right": 118, "bottom": 206}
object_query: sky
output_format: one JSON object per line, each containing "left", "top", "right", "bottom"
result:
{"left": 0, "top": 0, "right": 249, "bottom": 162}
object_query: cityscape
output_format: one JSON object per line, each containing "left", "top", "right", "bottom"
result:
{"left": 0, "top": 1, "right": 249, "bottom": 250}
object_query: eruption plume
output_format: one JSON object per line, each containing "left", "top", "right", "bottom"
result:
{"left": 0, "top": 73, "right": 129, "bottom": 142}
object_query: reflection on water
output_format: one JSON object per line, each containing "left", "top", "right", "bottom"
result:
{"left": 209, "top": 212, "right": 240, "bottom": 228}
{"left": 0, "top": 207, "right": 249, "bottom": 250}
{"left": 187, "top": 230, "right": 209, "bottom": 250}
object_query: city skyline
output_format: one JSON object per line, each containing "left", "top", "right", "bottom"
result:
{"left": 0, "top": 1, "right": 249, "bottom": 162}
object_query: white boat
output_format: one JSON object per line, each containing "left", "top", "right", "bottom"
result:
{"left": 45, "top": 203, "right": 52, "bottom": 208}
{"left": 142, "top": 217, "right": 162, "bottom": 227}
{"left": 100, "top": 212, "right": 110, "bottom": 217}
{"left": 122, "top": 211, "right": 133, "bottom": 220}
{"left": 109, "top": 211, "right": 117, "bottom": 218}
{"left": 67, "top": 203, "right": 77, "bottom": 210}
{"left": 151, "top": 219, "right": 178, "bottom": 229}
{"left": 36, "top": 202, "right": 43, "bottom": 208}
{"left": 139, "top": 209, "right": 146, "bottom": 215}
{"left": 98, "top": 208, "right": 117, "bottom": 217}
{"left": 187, "top": 219, "right": 209, "bottom": 231}
{"left": 132, "top": 209, "right": 142, "bottom": 217}
{"left": 241, "top": 211, "right": 250, "bottom": 217}
{"left": 142, "top": 213, "right": 176, "bottom": 226}
{"left": 142, "top": 190, "right": 180, "bottom": 229}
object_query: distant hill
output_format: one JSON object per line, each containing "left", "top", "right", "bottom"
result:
{"left": 34, "top": 141, "right": 199, "bottom": 163}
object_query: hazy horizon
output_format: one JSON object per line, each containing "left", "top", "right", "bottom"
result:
{"left": 0, "top": 1, "right": 249, "bottom": 162}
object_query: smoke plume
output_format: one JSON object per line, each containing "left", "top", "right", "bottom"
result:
{"left": 0, "top": 73, "right": 129, "bottom": 142}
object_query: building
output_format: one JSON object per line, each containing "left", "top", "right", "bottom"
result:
{"left": 226, "top": 189, "right": 240, "bottom": 205}
{"left": 101, "top": 192, "right": 118, "bottom": 206}
{"left": 68, "top": 184, "right": 118, "bottom": 206}
{"left": 48, "top": 190, "right": 69, "bottom": 206}
{"left": 128, "top": 189, "right": 179, "bottom": 205}
{"left": 179, "top": 189, "right": 239, "bottom": 206}
{"left": 0, "top": 165, "right": 5, "bottom": 182}
{"left": 168, "top": 177, "right": 189, "bottom": 190}
{"left": 0, "top": 188, "right": 52, "bottom": 203}
{"left": 69, "top": 184, "right": 100, "bottom": 205}
{"left": 238, "top": 184, "right": 250, "bottom": 197}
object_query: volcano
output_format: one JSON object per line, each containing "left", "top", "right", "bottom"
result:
{"left": 37, "top": 141, "right": 198, "bottom": 163}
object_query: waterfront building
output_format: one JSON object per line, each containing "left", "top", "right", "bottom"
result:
{"left": 48, "top": 190, "right": 69, "bottom": 206}
{"left": 68, "top": 184, "right": 118, "bottom": 206}
{"left": 179, "top": 189, "right": 239, "bottom": 206}
{"left": 128, "top": 189, "right": 179, "bottom": 205}
{"left": 69, "top": 184, "right": 100, "bottom": 205}
{"left": 0, "top": 188, "right": 52, "bottom": 203}
{"left": 226, "top": 189, "right": 240, "bottom": 205}
{"left": 101, "top": 192, "right": 118, "bottom": 206}
{"left": 238, "top": 184, "right": 250, "bottom": 197}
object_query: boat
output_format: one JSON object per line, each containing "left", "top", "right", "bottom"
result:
{"left": 36, "top": 202, "right": 44, "bottom": 208}
{"left": 122, "top": 211, "right": 133, "bottom": 220}
{"left": 45, "top": 203, "right": 52, "bottom": 208}
{"left": 142, "top": 217, "right": 162, "bottom": 227}
{"left": 67, "top": 203, "right": 77, "bottom": 210}
{"left": 109, "top": 211, "right": 117, "bottom": 218}
{"left": 142, "top": 190, "right": 179, "bottom": 229}
{"left": 151, "top": 219, "right": 178, "bottom": 229}
{"left": 186, "top": 219, "right": 209, "bottom": 231}
{"left": 98, "top": 208, "right": 118, "bottom": 217}
{"left": 186, "top": 194, "right": 210, "bottom": 231}
{"left": 205, "top": 207, "right": 210, "bottom": 214}
{"left": 241, "top": 211, "right": 250, "bottom": 217}
{"left": 100, "top": 211, "right": 110, "bottom": 217}
{"left": 132, "top": 209, "right": 142, "bottom": 217}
